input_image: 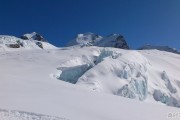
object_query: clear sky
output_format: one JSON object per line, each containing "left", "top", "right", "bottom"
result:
{"left": 0, "top": 0, "right": 180, "bottom": 49}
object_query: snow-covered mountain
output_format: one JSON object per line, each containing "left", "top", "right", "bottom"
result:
{"left": 67, "top": 33, "right": 129, "bottom": 49}
{"left": 95, "top": 34, "right": 129, "bottom": 49}
{"left": 0, "top": 34, "right": 180, "bottom": 120}
{"left": 139, "top": 45, "right": 180, "bottom": 54}
{"left": 67, "top": 32, "right": 102, "bottom": 46}
{"left": 0, "top": 33, "right": 56, "bottom": 51}
{"left": 21, "top": 32, "right": 48, "bottom": 42}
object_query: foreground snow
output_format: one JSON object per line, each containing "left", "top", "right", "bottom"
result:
{"left": 0, "top": 46, "right": 180, "bottom": 120}
{"left": 0, "top": 108, "right": 66, "bottom": 120}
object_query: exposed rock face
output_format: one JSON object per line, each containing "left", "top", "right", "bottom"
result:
{"left": 6, "top": 44, "right": 20, "bottom": 48}
{"left": 67, "top": 33, "right": 130, "bottom": 49}
{"left": 21, "top": 32, "right": 48, "bottom": 42}
{"left": 115, "top": 35, "right": 129, "bottom": 49}
{"left": 36, "top": 42, "right": 43, "bottom": 49}
{"left": 139, "top": 45, "right": 180, "bottom": 54}
{"left": 95, "top": 34, "right": 129, "bottom": 49}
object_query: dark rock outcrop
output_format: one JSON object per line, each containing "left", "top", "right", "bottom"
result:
{"left": 36, "top": 42, "right": 43, "bottom": 49}
{"left": 6, "top": 44, "right": 20, "bottom": 48}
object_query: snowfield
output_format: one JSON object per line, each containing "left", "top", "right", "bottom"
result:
{"left": 0, "top": 108, "right": 66, "bottom": 120}
{"left": 0, "top": 45, "right": 180, "bottom": 120}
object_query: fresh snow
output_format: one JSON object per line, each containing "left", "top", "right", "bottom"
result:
{"left": 0, "top": 45, "right": 180, "bottom": 120}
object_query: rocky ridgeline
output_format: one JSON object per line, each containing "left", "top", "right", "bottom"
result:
{"left": 67, "top": 32, "right": 129, "bottom": 49}
{"left": 0, "top": 32, "right": 50, "bottom": 49}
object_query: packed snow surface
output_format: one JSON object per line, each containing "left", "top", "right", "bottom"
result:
{"left": 0, "top": 46, "right": 180, "bottom": 120}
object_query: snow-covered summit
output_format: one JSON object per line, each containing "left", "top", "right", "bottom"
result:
{"left": 0, "top": 34, "right": 56, "bottom": 51}
{"left": 67, "top": 32, "right": 102, "bottom": 46}
{"left": 67, "top": 33, "right": 129, "bottom": 49}
{"left": 139, "top": 45, "right": 180, "bottom": 54}
{"left": 21, "top": 32, "right": 48, "bottom": 42}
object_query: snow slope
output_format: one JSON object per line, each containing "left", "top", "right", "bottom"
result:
{"left": 0, "top": 46, "right": 180, "bottom": 120}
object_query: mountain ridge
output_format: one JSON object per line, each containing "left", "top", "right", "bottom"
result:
{"left": 0, "top": 32, "right": 56, "bottom": 50}
{"left": 67, "top": 32, "right": 129, "bottom": 49}
{"left": 139, "top": 44, "right": 180, "bottom": 54}
{"left": 1, "top": 32, "right": 179, "bottom": 55}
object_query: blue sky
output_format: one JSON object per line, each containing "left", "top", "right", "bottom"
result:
{"left": 0, "top": 0, "right": 180, "bottom": 49}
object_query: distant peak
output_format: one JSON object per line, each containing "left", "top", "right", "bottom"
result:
{"left": 21, "top": 32, "right": 47, "bottom": 42}
{"left": 139, "top": 45, "right": 180, "bottom": 54}
{"left": 77, "top": 32, "right": 100, "bottom": 37}
{"left": 67, "top": 32, "right": 129, "bottom": 49}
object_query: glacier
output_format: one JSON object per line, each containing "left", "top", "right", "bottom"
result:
{"left": 0, "top": 38, "right": 180, "bottom": 120}
{"left": 49, "top": 47, "right": 180, "bottom": 108}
